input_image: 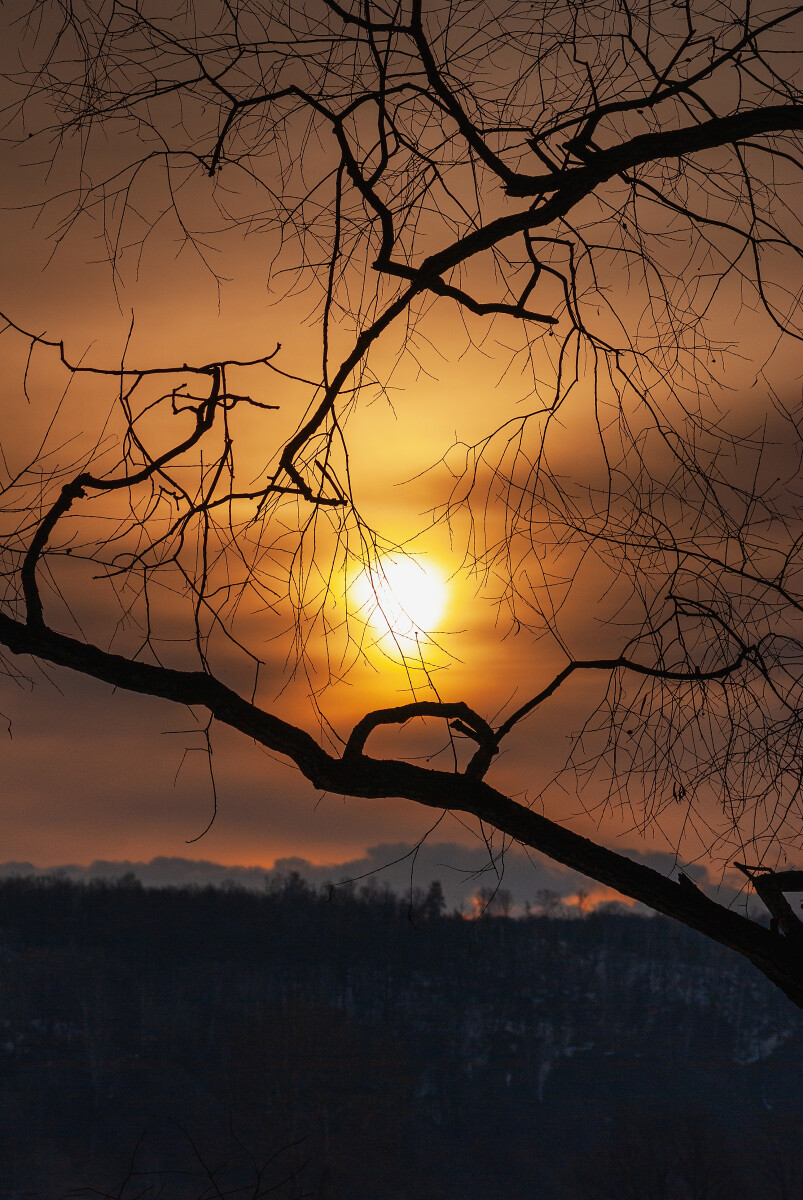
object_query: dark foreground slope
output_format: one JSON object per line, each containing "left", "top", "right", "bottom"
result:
{"left": 0, "top": 874, "right": 801, "bottom": 1199}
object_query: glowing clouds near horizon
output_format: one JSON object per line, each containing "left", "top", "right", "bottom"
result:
{"left": 353, "top": 556, "right": 448, "bottom": 646}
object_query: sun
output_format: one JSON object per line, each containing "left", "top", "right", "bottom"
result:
{"left": 353, "top": 556, "right": 448, "bottom": 642}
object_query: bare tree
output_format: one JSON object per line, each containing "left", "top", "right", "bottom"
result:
{"left": 2, "top": 0, "right": 803, "bottom": 1003}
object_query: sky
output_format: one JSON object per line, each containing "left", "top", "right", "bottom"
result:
{"left": 0, "top": 2, "right": 798, "bottom": 914}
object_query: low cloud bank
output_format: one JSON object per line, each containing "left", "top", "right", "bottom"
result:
{"left": 0, "top": 841, "right": 758, "bottom": 917}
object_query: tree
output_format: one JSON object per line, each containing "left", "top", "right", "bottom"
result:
{"left": 2, "top": 0, "right": 803, "bottom": 1003}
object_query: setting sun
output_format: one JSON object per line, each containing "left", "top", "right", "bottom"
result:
{"left": 353, "top": 556, "right": 448, "bottom": 642}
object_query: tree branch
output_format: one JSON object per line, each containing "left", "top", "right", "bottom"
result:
{"left": 494, "top": 652, "right": 751, "bottom": 743}
{"left": 507, "top": 105, "right": 803, "bottom": 197}
{"left": 0, "top": 609, "right": 800, "bottom": 1005}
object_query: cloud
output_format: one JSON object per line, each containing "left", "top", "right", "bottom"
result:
{"left": 0, "top": 840, "right": 760, "bottom": 918}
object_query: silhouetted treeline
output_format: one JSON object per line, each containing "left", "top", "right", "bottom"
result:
{"left": 1, "top": 873, "right": 801, "bottom": 1199}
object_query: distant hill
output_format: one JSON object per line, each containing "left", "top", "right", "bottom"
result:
{"left": 0, "top": 839, "right": 756, "bottom": 915}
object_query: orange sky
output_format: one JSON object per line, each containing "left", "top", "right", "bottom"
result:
{"left": 0, "top": 13, "right": 799, "bottom": 892}
{"left": 0, "top": 217, "right": 637, "bottom": 872}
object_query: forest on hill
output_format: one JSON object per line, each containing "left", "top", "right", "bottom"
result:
{"left": 1, "top": 873, "right": 801, "bottom": 1199}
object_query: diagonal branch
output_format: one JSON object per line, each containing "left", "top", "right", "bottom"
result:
{"left": 494, "top": 652, "right": 752, "bottom": 743}
{"left": 1, "top": 607, "right": 800, "bottom": 1005}
{"left": 507, "top": 104, "right": 803, "bottom": 198}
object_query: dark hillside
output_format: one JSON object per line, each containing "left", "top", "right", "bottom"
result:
{"left": 1, "top": 874, "right": 801, "bottom": 1199}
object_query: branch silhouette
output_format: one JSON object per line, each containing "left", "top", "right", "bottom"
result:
{"left": 3, "top": 0, "right": 803, "bottom": 1006}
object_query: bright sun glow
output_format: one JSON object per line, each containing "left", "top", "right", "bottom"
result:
{"left": 353, "top": 557, "right": 447, "bottom": 642}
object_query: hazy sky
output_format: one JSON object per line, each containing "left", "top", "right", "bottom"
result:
{"left": 0, "top": 4, "right": 798, "bottom": 908}
{"left": 0, "top": 80, "right": 602, "bottom": 878}
{"left": 0, "top": 182, "right": 647, "bottom": 882}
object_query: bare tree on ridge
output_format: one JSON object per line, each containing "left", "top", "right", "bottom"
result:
{"left": 2, "top": 0, "right": 803, "bottom": 1004}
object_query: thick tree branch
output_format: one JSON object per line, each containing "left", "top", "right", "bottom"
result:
{"left": 6, "top": 0, "right": 803, "bottom": 1016}
{"left": 507, "top": 105, "right": 803, "bottom": 197}
{"left": 1, "top": 609, "right": 800, "bottom": 1006}
{"left": 344, "top": 700, "right": 498, "bottom": 761}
